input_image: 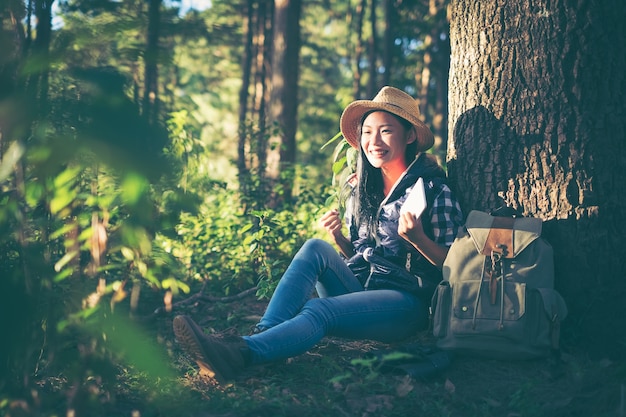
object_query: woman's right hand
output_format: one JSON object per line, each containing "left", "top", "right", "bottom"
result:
{"left": 319, "top": 209, "right": 344, "bottom": 239}
{"left": 319, "top": 209, "right": 354, "bottom": 258}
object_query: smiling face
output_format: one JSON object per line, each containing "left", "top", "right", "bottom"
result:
{"left": 360, "top": 111, "right": 416, "bottom": 171}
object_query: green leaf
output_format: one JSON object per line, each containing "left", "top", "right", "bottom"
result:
{"left": 50, "top": 187, "right": 78, "bottom": 214}
{"left": 162, "top": 277, "right": 190, "bottom": 294}
{"left": 379, "top": 351, "right": 414, "bottom": 362}
{"left": 120, "top": 173, "right": 148, "bottom": 205}
{"left": 120, "top": 246, "right": 135, "bottom": 260}
{"left": 53, "top": 268, "right": 73, "bottom": 283}
{"left": 53, "top": 165, "right": 82, "bottom": 188}
{"left": 242, "top": 234, "right": 255, "bottom": 245}
{"left": 50, "top": 222, "right": 80, "bottom": 240}
{"left": 332, "top": 156, "right": 348, "bottom": 175}
{"left": 321, "top": 131, "right": 344, "bottom": 150}
{"left": 24, "top": 182, "right": 44, "bottom": 208}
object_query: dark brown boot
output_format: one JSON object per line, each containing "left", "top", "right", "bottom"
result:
{"left": 173, "top": 315, "right": 248, "bottom": 384}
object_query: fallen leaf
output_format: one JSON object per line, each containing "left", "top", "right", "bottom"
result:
{"left": 396, "top": 376, "right": 414, "bottom": 397}
{"left": 444, "top": 378, "right": 456, "bottom": 394}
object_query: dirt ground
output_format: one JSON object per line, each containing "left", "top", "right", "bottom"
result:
{"left": 7, "top": 291, "right": 625, "bottom": 417}
{"left": 153, "top": 293, "right": 625, "bottom": 417}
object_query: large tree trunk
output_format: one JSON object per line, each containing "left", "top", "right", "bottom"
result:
{"left": 447, "top": 0, "right": 626, "bottom": 357}
{"left": 266, "top": 0, "right": 301, "bottom": 207}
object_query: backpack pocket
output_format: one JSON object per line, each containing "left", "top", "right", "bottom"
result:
{"left": 449, "top": 279, "right": 526, "bottom": 342}
{"left": 436, "top": 279, "right": 562, "bottom": 358}
{"left": 525, "top": 287, "right": 568, "bottom": 350}
{"left": 431, "top": 281, "right": 451, "bottom": 338}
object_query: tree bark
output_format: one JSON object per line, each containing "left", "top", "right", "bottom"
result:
{"left": 366, "top": 0, "right": 378, "bottom": 96}
{"left": 266, "top": 0, "right": 301, "bottom": 207}
{"left": 32, "top": 0, "right": 53, "bottom": 118}
{"left": 447, "top": 0, "right": 626, "bottom": 357}
{"left": 0, "top": 2, "right": 27, "bottom": 154}
{"left": 254, "top": 0, "right": 273, "bottom": 207}
{"left": 238, "top": 0, "right": 273, "bottom": 209}
{"left": 238, "top": 0, "right": 255, "bottom": 199}
{"left": 421, "top": 0, "right": 449, "bottom": 152}
{"left": 381, "top": 0, "right": 394, "bottom": 86}
{"left": 352, "top": 0, "right": 366, "bottom": 97}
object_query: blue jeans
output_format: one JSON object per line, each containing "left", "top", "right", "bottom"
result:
{"left": 242, "top": 238, "right": 428, "bottom": 365}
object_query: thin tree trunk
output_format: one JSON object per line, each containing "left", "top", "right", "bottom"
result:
{"left": 238, "top": 0, "right": 255, "bottom": 199}
{"left": 381, "top": 0, "right": 394, "bottom": 86}
{"left": 367, "top": 0, "right": 378, "bottom": 96}
{"left": 417, "top": 31, "right": 431, "bottom": 118}
{"left": 33, "top": 0, "right": 53, "bottom": 118}
{"left": 253, "top": 0, "right": 273, "bottom": 208}
{"left": 352, "top": 0, "right": 366, "bottom": 97}
{"left": 267, "top": 0, "right": 301, "bottom": 207}
{"left": 143, "top": 0, "right": 161, "bottom": 128}
{"left": 1, "top": 5, "right": 27, "bottom": 154}
{"left": 276, "top": 0, "right": 300, "bottom": 203}
{"left": 418, "top": 0, "right": 449, "bottom": 154}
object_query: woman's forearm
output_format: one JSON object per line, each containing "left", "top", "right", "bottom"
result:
{"left": 407, "top": 236, "right": 449, "bottom": 269}
{"left": 333, "top": 233, "right": 355, "bottom": 258}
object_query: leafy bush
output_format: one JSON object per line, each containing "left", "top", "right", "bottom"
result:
{"left": 163, "top": 182, "right": 329, "bottom": 299}
{"left": 0, "top": 66, "right": 195, "bottom": 400}
{"left": 1, "top": 20, "right": 340, "bottom": 412}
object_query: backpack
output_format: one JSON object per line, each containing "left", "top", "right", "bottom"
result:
{"left": 430, "top": 210, "right": 568, "bottom": 359}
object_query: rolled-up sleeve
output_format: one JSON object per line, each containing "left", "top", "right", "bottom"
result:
{"left": 429, "top": 183, "right": 464, "bottom": 247}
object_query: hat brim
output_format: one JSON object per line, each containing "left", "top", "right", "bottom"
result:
{"left": 340, "top": 101, "right": 434, "bottom": 153}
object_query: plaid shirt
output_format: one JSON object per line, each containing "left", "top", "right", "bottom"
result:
{"left": 347, "top": 154, "right": 464, "bottom": 283}
{"left": 425, "top": 178, "right": 464, "bottom": 247}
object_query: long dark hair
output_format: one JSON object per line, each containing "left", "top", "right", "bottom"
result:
{"left": 350, "top": 111, "right": 417, "bottom": 240}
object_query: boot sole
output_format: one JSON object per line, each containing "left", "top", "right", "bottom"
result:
{"left": 172, "top": 315, "right": 227, "bottom": 384}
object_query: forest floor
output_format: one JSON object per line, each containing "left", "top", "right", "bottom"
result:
{"left": 8, "top": 288, "right": 626, "bottom": 417}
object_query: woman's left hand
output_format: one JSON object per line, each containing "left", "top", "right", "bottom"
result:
{"left": 398, "top": 211, "right": 448, "bottom": 268}
{"left": 398, "top": 211, "right": 426, "bottom": 246}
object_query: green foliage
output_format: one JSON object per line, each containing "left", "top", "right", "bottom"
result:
{"left": 0, "top": 45, "right": 192, "bottom": 406}
{"left": 164, "top": 184, "right": 326, "bottom": 299}
{"left": 242, "top": 210, "right": 288, "bottom": 299}
{"left": 245, "top": 204, "right": 322, "bottom": 299}
{"left": 321, "top": 131, "right": 358, "bottom": 218}
{"left": 1, "top": 0, "right": 455, "bottom": 414}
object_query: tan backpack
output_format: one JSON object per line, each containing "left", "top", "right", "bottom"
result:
{"left": 431, "top": 210, "right": 568, "bottom": 359}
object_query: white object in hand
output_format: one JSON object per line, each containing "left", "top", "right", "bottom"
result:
{"left": 400, "top": 177, "right": 426, "bottom": 219}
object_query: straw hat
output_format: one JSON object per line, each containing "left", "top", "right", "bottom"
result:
{"left": 339, "top": 86, "right": 434, "bottom": 152}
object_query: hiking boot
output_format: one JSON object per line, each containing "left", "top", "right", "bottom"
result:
{"left": 173, "top": 315, "right": 249, "bottom": 384}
